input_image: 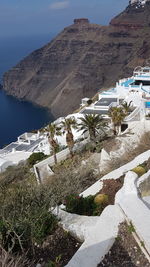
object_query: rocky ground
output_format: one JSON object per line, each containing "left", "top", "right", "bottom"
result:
{"left": 98, "top": 222, "right": 150, "bottom": 267}
{"left": 31, "top": 227, "right": 81, "bottom": 266}
{"left": 99, "top": 176, "right": 124, "bottom": 205}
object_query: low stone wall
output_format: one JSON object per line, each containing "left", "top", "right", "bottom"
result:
{"left": 64, "top": 170, "right": 150, "bottom": 266}
{"left": 115, "top": 171, "right": 150, "bottom": 255}
{"left": 64, "top": 151, "right": 150, "bottom": 266}
{"left": 53, "top": 150, "right": 150, "bottom": 266}
{"left": 52, "top": 207, "right": 99, "bottom": 242}
{"left": 82, "top": 149, "right": 150, "bottom": 197}
{"left": 65, "top": 205, "right": 124, "bottom": 267}
{"left": 53, "top": 206, "right": 124, "bottom": 267}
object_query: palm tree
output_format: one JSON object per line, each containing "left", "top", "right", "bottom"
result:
{"left": 61, "top": 117, "right": 77, "bottom": 157}
{"left": 47, "top": 123, "right": 61, "bottom": 164}
{"left": 108, "top": 106, "right": 126, "bottom": 135}
{"left": 78, "top": 114, "right": 108, "bottom": 143}
{"left": 121, "top": 101, "right": 132, "bottom": 114}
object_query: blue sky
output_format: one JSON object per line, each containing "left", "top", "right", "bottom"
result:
{"left": 0, "top": 0, "right": 128, "bottom": 37}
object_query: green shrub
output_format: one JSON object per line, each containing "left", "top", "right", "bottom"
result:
{"left": 0, "top": 183, "right": 57, "bottom": 253}
{"left": 0, "top": 164, "right": 34, "bottom": 186}
{"left": 65, "top": 194, "right": 103, "bottom": 216}
{"left": 95, "top": 142, "right": 103, "bottom": 153}
{"left": 127, "top": 222, "right": 135, "bottom": 233}
{"left": 84, "top": 142, "right": 96, "bottom": 152}
{"left": 0, "top": 211, "right": 57, "bottom": 252}
{"left": 27, "top": 152, "right": 47, "bottom": 167}
{"left": 87, "top": 99, "right": 93, "bottom": 105}
{"left": 32, "top": 211, "right": 57, "bottom": 244}
{"left": 0, "top": 219, "right": 31, "bottom": 252}
{"left": 131, "top": 166, "right": 146, "bottom": 177}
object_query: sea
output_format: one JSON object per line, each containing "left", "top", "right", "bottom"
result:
{"left": 0, "top": 0, "right": 128, "bottom": 148}
{"left": 0, "top": 35, "right": 54, "bottom": 148}
{"left": 0, "top": 90, "right": 54, "bottom": 148}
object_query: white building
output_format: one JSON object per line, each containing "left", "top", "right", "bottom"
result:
{"left": 0, "top": 112, "right": 86, "bottom": 173}
{"left": 0, "top": 131, "right": 47, "bottom": 173}
{"left": 2, "top": 66, "right": 150, "bottom": 172}
{"left": 81, "top": 66, "right": 150, "bottom": 121}
{"left": 130, "top": 0, "right": 148, "bottom": 5}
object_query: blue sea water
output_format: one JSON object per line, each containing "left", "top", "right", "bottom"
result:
{"left": 0, "top": 90, "right": 53, "bottom": 148}
{"left": 0, "top": 35, "right": 55, "bottom": 148}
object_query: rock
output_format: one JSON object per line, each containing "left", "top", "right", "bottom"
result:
{"left": 3, "top": 2, "right": 150, "bottom": 118}
{"left": 81, "top": 160, "right": 87, "bottom": 166}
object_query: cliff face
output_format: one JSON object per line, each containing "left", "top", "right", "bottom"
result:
{"left": 3, "top": 3, "right": 150, "bottom": 118}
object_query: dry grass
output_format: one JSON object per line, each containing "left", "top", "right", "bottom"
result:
{"left": 0, "top": 163, "right": 36, "bottom": 187}
{"left": 43, "top": 156, "right": 98, "bottom": 205}
{"left": 0, "top": 247, "right": 30, "bottom": 267}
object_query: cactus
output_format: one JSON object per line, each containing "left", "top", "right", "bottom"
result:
{"left": 94, "top": 194, "right": 109, "bottom": 205}
{"left": 132, "top": 166, "right": 146, "bottom": 177}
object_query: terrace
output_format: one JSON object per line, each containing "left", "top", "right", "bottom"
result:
{"left": 0, "top": 135, "right": 45, "bottom": 156}
{"left": 95, "top": 97, "right": 118, "bottom": 107}
{"left": 81, "top": 97, "right": 118, "bottom": 116}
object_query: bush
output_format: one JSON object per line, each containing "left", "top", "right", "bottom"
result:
{"left": 65, "top": 194, "right": 103, "bottom": 216}
{"left": 0, "top": 183, "right": 57, "bottom": 254}
{"left": 95, "top": 142, "right": 103, "bottom": 153}
{"left": 27, "top": 152, "right": 47, "bottom": 167}
{"left": 132, "top": 166, "right": 146, "bottom": 177}
{"left": 0, "top": 163, "right": 36, "bottom": 188}
{"left": 32, "top": 211, "right": 57, "bottom": 244}
{"left": 87, "top": 99, "right": 93, "bottom": 105}
{"left": 0, "top": 219, "right": 31, "bottom": 252}
{"left": 84, "top": 142, "right": 96, "bottom": 152}
{"left": 0, "top": 246, "right": 30, "bottom": 267}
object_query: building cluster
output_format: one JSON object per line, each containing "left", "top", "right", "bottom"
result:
{"left": 81, "top": 66, "right": 150, "bottom": 120}
{"left": 1, "top": 66, "right": 150, "bottom": 172}
{"left": 0, "top": 114, "right": 84, "bottom": 172}
{"left": 130, "top": 0, "right": 148, "bottom": 5}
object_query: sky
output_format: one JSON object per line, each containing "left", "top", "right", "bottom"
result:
{"left": 0, "top": 0, "right": 129, "bottom": 38}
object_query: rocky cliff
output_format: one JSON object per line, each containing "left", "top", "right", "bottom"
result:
{"left": 3, "top": 2, "right": 150, "bottom": 118}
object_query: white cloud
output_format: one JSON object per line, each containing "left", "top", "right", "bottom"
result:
{"left": 49, "top": 1, "right": 69, "bottom": 10}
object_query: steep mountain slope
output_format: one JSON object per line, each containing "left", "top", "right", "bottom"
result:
{"left": 3, "top": 3, "right": 150, "bottom": 118}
